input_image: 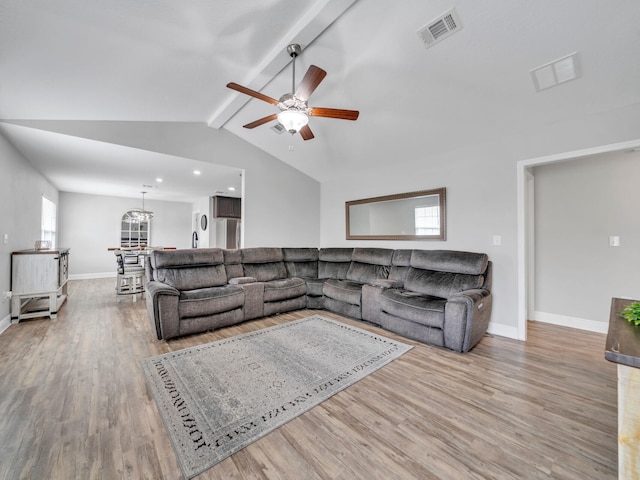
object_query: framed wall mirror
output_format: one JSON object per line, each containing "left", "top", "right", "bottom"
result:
{"left": 346, "top": 188, "right": 446, "bottom": 240}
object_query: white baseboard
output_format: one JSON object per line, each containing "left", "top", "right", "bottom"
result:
{"left": 487, "top": 321, "right": 519, "bottom": 340}
{"left": 69, "top": 272, "right": 116, "bottom": 280}
{"left": 533, "top": 311, "right": 608, "bottom": 334}
{"left": 0, "top": 314, "right": 12, "bottom": 335}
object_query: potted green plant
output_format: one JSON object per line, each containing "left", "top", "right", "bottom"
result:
{"left": 620, "top": 302, "right": 640, "bottom": 326}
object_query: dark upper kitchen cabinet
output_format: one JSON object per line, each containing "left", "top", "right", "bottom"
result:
{"left": 212, "top": 196, "right": 241, "bottom": 219}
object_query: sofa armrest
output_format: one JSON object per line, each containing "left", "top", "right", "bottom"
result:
{"left": 370, "top": 279, "right": 404, "bottom": 289}
{"left": 228, "top": 276, "right": 257, "bottom": 285}
{"left": 145, "top": 280, "right": 180, "bottom": 340}
{"left": 146, "top": 280, "right": 180, "bottom": 297}
{"left": 444, "top": 289, "right": 492, "bottom": 352}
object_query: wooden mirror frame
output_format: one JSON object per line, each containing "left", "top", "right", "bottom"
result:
{"left": 346, "top": 188, "right": 446, "bottom": 240}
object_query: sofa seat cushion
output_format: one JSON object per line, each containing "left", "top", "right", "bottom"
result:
{"left": 263, "top": 277, "right": 307, "bottom": 303}
{"left": 323, "top": 279, "right": 364, "bottom": 306}
{"left": 178, "top": 285, "right": 244, "bottom": 319}
{"left": 380, "top": 289, "right": 446, "bottom": 328}
{"left": 305, "top": 278, "right": 325, "bottom": 297}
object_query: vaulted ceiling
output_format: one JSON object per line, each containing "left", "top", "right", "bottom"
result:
{"left": 1, "top": 0, "right": 639, "bottom": 201}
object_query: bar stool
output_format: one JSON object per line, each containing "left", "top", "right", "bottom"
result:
{"left": 115, "top": 251, "right": 145, "bottom": 302}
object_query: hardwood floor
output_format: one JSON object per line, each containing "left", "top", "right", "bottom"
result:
{"left": 0, "top": 278, "right": 618, "bottom": 479}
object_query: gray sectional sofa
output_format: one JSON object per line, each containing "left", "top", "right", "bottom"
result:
{"left": 145, "top": 247, "right": 492, "bottom": 352}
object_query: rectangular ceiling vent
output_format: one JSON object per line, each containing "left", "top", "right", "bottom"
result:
{"left": 271, "top": 123, "right": 285, "bottom": 134}
{"left": 417, "top": 8, "right": 463, "bottom": 49}
{"left": 531, "top": 52, "right": 581, "bottom": 92}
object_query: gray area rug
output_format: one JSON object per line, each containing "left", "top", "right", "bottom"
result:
{"left": 141, "top": 314, "right": 412, "bottom": 479}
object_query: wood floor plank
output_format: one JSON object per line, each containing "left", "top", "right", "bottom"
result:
{"left": 0, "top": 278, "right": 618, "bottom": 479}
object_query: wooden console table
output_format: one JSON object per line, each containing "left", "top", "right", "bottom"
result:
{"left": 605, "top": 297, "right": 640, "bottom": 479}
{"left": 11, "top": 248, "right": 70, "bottom": 320}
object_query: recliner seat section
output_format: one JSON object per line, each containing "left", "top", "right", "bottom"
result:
{"left": 145, "top": 247, "right": 492, "bottom": 352}
{"left": 146, "top": 248, "right": 245, "bottom": 340}
{"left": 240, "top": 247, "right": 307, "bottom": 317}
{"left": 322, "top": 248, "right": 394, "bottom": 320}
{"left": 372, "top": 249, "right": 492, "bottom": 352}
{"left": 282, "top": 248, "right": 322, "bottom": 308}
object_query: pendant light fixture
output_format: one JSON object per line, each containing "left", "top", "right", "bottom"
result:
{"left": 130, "top": 191, "right": 154, "bottom": 222}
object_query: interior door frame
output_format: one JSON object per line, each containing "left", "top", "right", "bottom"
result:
{"left": 516, "top": 138, "right": 640, "bottom": 341}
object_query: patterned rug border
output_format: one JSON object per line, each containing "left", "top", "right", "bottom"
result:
{"left": 141, "top": 315, "right": 413, "bottom": 479}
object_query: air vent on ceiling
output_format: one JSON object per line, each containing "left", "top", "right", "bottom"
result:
{"left": 271, "top": 123, "right": 285, "bottom": 134}
{"left": 417, "top": 8, "right": 463, "bottom": 49}
{"left": 530, "top": 52, "right": 581, "bottom": 92}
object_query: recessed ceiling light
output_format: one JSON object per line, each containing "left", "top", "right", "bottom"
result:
{"left": 193, "top": 170, "right": 201, "bottom": 175}
{"left": 228, "top": 187, "right": 236, "bottom": 191}
{"left": 156, "top": 178, "right": 163, "bottom": 182}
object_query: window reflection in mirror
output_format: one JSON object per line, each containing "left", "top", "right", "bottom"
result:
{"left": 346, "top": 188, "right": 446, "bottom": 240}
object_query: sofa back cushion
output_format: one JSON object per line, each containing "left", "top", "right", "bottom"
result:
{"left": 318, "top": 248, "right": 353, "bottom": 279}
{"left": 345, "top": 248, "right": 393, "bottom": 284}
{"left": 223, "top": 249, "right": 244, "bottom": 279}
{"left": 405, "top": 268, "right": 484, "bottom": 299}
{"left": 410, "top": 249, "right": 488, "bottom": 275}
{"left": 389, "top": 249, "right": 412, "bottom": 283}
{"left": 241, "top": 247, "right": 287, "bottom": 282}
{"left": 405, "top": 250, "right": 488, "bottom": 299}
{"left": 282, "top": 248, "right": 319, "bottom": 279}
{"left": 150, "top": 248, "right": 228, "bottom": 290}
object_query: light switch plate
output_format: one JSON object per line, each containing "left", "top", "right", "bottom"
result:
{"left": 609, "top": 236, "right": 620, "bottom": 247}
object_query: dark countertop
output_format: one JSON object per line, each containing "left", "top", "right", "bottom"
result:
{"left": 605, "top": 297, "right": 640, "bottom": 368}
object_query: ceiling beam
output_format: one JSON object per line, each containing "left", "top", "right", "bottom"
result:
{"left": 207, "top": 0, "right": 357, "bottom": 130}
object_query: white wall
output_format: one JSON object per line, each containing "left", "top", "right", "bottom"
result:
{"left": 0, "top": 134, "right": 58, "bottom": 326}
{"left": 533, "top": 150, "right": 640, "bottom": 330}
{"left": 58, "top": 192, "right": 192, "bottom": 277}
{"left": 14, "top": 121, "right": 321, "bottom": 248}
{"left": 6, "top": 105, "right": 640, "bottom": 338}
{"left": 321, "top": 140, "right": 517, "bottom": 337}
{"left": 191, "top": 196, "right": 211, "bottom": 248}
{"left": 321, "top": 104, "right": 640, "bottom": 337}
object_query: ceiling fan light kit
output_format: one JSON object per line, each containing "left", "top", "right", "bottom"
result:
{"left": 227, "top": 43, "right": 359, "bottom": 141}
{"left": 277, "top": 109, "right": 309, "bottom": 133}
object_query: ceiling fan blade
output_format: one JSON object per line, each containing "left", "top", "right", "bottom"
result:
{"left": 243, "top": 114, "right": 278, "bottom": 129}
{"left": 295, "top": 65, "right": 327, "bottom": 101}
{"left": 299, "top": 125, "right": 315, "bottom": 141}
{"left": 308, "top": 107, "right": 359, "bottom": 121}
{"left": 227, "top": 82, "right": 279, "bottom": 105}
